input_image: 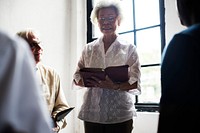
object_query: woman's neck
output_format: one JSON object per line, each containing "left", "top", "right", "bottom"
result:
{"left": 103, "top": 34, "right": 117, "bottom": 44}
{"left": 103, "top": 34, "right": 117, "bottom": 53}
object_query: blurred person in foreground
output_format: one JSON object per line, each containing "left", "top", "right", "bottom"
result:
{"left": 17, "top": 29, "right": 70, "bottom": 133}
{"left": 73, "top": 0, "right": 141, "bottom": 133}
{"left": 157, "top": 0, "right": 200, "bottom": 132}
{"left": 0, "top": 30, "right": 52, "bottom": 133}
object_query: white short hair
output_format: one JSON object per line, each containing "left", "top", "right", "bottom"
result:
{"left": 90, "top": 0, "right": 123, "bottom": 25}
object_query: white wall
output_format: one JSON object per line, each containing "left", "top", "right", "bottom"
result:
{"left": 0, "top": 0, "right": 186, "bottom": 133}
{"left": 165, "top": 0, "right": 186, "bottom": 44}
{"left": 133, "top": 112, "right": 159, "bottom": 133}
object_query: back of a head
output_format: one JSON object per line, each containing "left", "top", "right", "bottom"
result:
{"left": 177, "top": 0, "right": 200, "bottom": 26}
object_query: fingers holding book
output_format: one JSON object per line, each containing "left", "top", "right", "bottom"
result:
{"left": 84, "top": 76, "right": 102, "bottom": 87}
{"left": 80, "top": 65, "right": 129, "bottom": 87}
{"left": 87, "top": 76, "right": 118, "bottom": 90}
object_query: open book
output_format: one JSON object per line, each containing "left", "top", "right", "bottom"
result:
{"left": 80, "top": 65, "right": 129, "bottom": 87}
{"left": 55, "top": 107, "right": 75, "bottom": 121}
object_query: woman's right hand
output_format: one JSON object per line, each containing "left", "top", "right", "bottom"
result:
{"left": 74, "top": 79, "right": 84, "bottom": 87}
{"left": 88, "top": 76, "right": 118, "bottom": 90}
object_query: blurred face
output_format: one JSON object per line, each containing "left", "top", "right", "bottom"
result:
{"left": 97, "top": 7, "right": 120, "bottom": 35}
{"left": 27, "top": 33, "right": 43, "bottom": 64}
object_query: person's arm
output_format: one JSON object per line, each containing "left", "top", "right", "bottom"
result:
{"left": 52, "top": 73, "right": 70, "bottom": 132}
{"left": 73, "top": 47, "right": 86, "bottom": 88}
{"left": 161, "top": 33, "right": 197, "bottom": 104}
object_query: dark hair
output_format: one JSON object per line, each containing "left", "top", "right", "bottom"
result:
{"left": 177, "top": 0, "right": 200, "bottom": 26}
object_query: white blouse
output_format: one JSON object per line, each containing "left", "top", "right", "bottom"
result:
{"left": 74, "top": 35, "right": 141, "bottom": 124}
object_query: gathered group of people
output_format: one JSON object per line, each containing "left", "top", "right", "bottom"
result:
{"left": 0, "top": 0, "right": 200, "bottom": 133}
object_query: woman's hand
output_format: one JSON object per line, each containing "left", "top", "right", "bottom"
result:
{"left": 87, "top": 76, "right": 119, "bottom": 90}
{"left": 88, "top": 76, "right": 138, "bottom": 91}
{"left": 74, "top": 79, "right": 84, "bottom": 87}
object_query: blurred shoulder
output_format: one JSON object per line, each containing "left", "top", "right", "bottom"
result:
{"left": 37, "top": 63, "right": 59, "bottom": 76}
{"left": 180, "top": 24, "right": 200, "bottom": 37}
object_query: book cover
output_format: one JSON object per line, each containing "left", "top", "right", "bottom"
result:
{"left": 55, "top": 107, "right": 75, "bottom": 121}
{"left": 80, "top": 65, "right": 129, "bottom": 87}
{"left": 105, "top": 65, "right": 129, "bottom": 83}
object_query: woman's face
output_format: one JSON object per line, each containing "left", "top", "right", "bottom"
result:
{"left": 97, "top": 7, "right": 120, "bottom": 35}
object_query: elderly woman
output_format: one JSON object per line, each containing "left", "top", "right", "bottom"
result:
{"left": 73, "top": 0, "right": 141, "bottom": 133}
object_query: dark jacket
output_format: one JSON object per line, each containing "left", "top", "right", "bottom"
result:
{"left": 158, "top": 24, "right": 200, "bottom": 133}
